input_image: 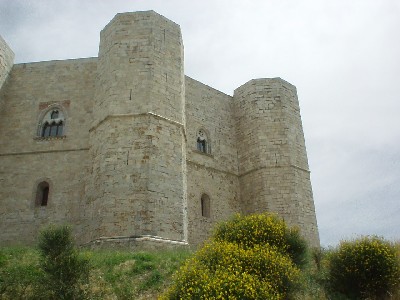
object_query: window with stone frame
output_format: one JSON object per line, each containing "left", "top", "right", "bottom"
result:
{"left": 196, "top": 129, "right": 210, "bottom": 154}
{"left": 38, "top": 107, "right": 65, "bottom": 138}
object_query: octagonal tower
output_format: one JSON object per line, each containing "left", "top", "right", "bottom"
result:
{"left": 234, "top": 78, "right": 319, "bottom": 247}
{"left": 87, "top": 11, "right": 187, "bottom": 243}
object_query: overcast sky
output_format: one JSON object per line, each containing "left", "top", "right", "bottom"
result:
{"left": 1, "top": 0, "right": 399, "bottom": 247}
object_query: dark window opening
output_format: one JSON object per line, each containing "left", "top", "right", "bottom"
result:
{"left": 196, "top": 129, "right": 210, "bottom": 154}
{"left": 41, "top": 187, "right": 49, "bottom": 206}
{"left": 41, "top": 121, "right": 63, "bottom": 137}
{"left": 197, "top": 138, "right": 207, "bottom": 153}
{"left": 36, "top": 181, "right": 50, "bottom": 207}
{"left": 201, "top": 194, "right": 210, "bottom": 218}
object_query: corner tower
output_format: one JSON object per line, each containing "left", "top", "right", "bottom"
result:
{"left": 88, "top": 11, "right": 187, "bottom": 243}
{"left": 234, "top": 78, "right": 319, "bottom": 247}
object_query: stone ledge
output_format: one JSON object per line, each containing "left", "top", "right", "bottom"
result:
{"left": 33, "top": 135, "right": 67, "bottom": 141}
{"left": 0, "top": 147, "right": 89, "bottom": 156}
{"left": 192, "top": 149, "right": 214, "bottom": 158}
{"left": 186, "top": 159, "right": 238, "bottom": 177}
{"left": 239, "top": 164, "right": 310, "bottom": 177}
{"left": 82, "top": 235, "right": 189, "bottom": 251}
{"left": 89, "top": 112, "right": 187, "bottom": 141}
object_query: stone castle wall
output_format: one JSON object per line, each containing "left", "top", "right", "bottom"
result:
{"left": 0, "top": 35, "right": 14, "bottom": 92}
{"left": 0, "top": 11, "right": 319, "bottom": 248}
{"left": 185, "top": 77, "right": 240, "bottom": 245}
{"left": 0, "top": 58, "right": 96, "bottom": 244}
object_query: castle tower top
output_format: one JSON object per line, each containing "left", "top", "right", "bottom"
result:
{"left": 94, "top": 10, "right": 185, "bottom": 124}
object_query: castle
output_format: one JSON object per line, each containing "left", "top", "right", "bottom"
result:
{"left": 0, "top": 11, "right": 319, "bottom": 248}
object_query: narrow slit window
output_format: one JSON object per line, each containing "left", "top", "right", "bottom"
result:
{"left": 36, "top": 181, "right": 50, "bottom": 207}
{"left": 201, "top": 194, "right": 210, "bottom": 218}
{"left": 41, "top": 186, "right": 49, "bottom": 206}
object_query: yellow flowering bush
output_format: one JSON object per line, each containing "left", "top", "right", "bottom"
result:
{"left": 213, "top": 213, "right": 309, "bottom": 268}
{"left": 160, "top": 213, "right": 307, "bottom": 299}
{"left": 160, "top": 241, "right": 299, "bottom": 299}
{"left": 327, "top": 236, "right": 400, "bottom": 299}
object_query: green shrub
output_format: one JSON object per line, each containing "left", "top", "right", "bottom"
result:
{"left": 213, "top": 213, "right": 309, "bottom": 268}
{"left": 161, "top": 241, "right": 300, "bottom": 299}
{"left": 38, "top": 225, "right": 89, "bottom": 300}
{"left": 285, "top": 226, "right": 309, "bottom": 269}
{"left": 327, "top": 236, "right": 400, "bottom": 299}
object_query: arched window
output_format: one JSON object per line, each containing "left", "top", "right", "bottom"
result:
{"left": 42, "top": 120, "right": 63, "bottom": 137}
{"left": 197, "top": 137, "right": 206, "bottom": 152}
{"left": 196, "top": 129, "right": 210, "bottom": 154}
{"left": 38, "top": 107, "right": 66, "bottom": 138}
{"left": 201, "top": 194, "right": 211, "bottom": 218}
{"left": 36, "top": 181, "right": 50, "bottom": 207}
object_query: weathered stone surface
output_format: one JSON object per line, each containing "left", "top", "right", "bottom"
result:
{"left": 0, "top": 35, "right": 14, "bottom": 92}
{"left": 0, "top": 10, "right": 319, "bottom": 248}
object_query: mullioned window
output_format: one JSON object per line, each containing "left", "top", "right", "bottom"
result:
{"left": 196, "top": 129, "right": 211, "bottom": 154}
{"left": 37, "top": 106, "right": 66, "bottom": 138}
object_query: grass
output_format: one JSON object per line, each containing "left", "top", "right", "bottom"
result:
{"left": 0, "top": 247, "right": 43, "bottom": 299}
{"left": 86, "top": 249, "right": 192, "bottom": 299}
{"left": 0, "top": 246, "right": 192, "bottom": 300}
{"left": 1, "top": 242, "right": 399, "bottom": 299}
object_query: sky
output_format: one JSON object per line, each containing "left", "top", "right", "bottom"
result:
{"left": 1, "top": 0, "right": 399, "bottom": 247}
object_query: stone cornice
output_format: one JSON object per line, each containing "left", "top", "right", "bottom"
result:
{"left": 239, "top": 164, "right": 310, "bottom": 177}
{"left": 186, "top": 159, "right": 238, "bottom": 177}
{"left": 0, "top": 147, "right": 89, "bottom": 156}
{"left": 89, "top": 112, "right": 187, "bottom": 141}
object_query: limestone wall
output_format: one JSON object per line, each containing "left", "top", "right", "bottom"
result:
{"left": 0, "top": 35, "right": 14, "bottom": 92}
{"left": 185, "top": 77, "right": 240, "bottom": 245}
{"left": 0, "top": 151, "right": 89, "bottom": 245}
{"left": 87, "top": 115, "right": 187, "bottom": 241}
{"left": 0, "top": 58, "right": 96, "bottom": 245}
{"left": 0, "top": 58, "right": 97, "bottom": 153}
